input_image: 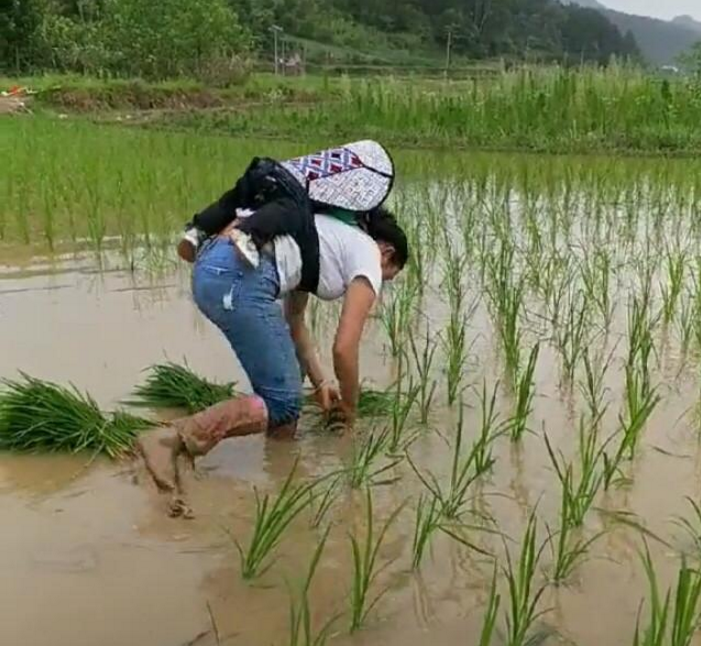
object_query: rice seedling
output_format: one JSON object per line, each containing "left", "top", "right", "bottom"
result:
{"left": 443, "top": 236, "right": 467, "bottom": 313}
{"left": 508, "top": 343, "right": 539, "bottom": 442}
{"left": 602, "top": 365, "right": 661, "bottom": 490}
{"left": 287, "top": 527, "right": 340, "bottom": 646}
{"left": 545, "top": 414, "right": 605, "bottom": 528}
{"left": 686, "top": 265, "right": 701, "bottom": 350}
{"left": 474, "top": 381, "right": 510, "bottom": 472}
{"left": 620, "top": 363, "right": 661, "bottom": 460}
{"left": 502, "top": 512, "right": 550, "bottom": 646}
{"left": 411, "top": 489, "right": 499, "bottom": 569}
{"left": 486, "top": 242, "right": 525, "bottom": 384}
{"left": 660, "top": 249, "right": 687, "bottom": 327}
{"left": 627, "top": 292, "right": 658, "bottom": 375}
{"left": 309, "top": 474, "right": 344, "bottom": 530}
{"left": 129, "top": 362, "right": 236, "bottom": 413}
{"left": 0, "top": 374, "right": 154, "bottom": 458}
{"left": 542, "top": 259, "right": 575, "bottom": 333}
{"left": 411, "top": 494, "right": 441, "bottom": 570}
{"left": 235, "top": 461, "right": 316, "bottom": 580}
{"left": 348, "top": 488, "right": 404, "bottom": 633}
{"left": 676, "top": 296, "right": 694, "bottom": 359}
{"left": 380, "top": 281, "right": 418, "bottom": 359}
{"left": 409, "top": 326, "right": 439, "bottom": 425}
{"left": 409, "top": 401, "right": 502, "bottom": 521}
{"left": 347, "top": 427, "right": 403, "bottom": 489}
{"left": 578, "top": 347, "right": 613, "bottom": 424}
{"left": 443, "top": 311, "right": 470, "bottom": 407}
{"left": 673, "top": 498, "right": 701, "bottom": 557}
{"left": 554, "top": 288, "right": 589, "bottom": 385}
{"left": 479, "top": 563, "right": 502, "bottom": 646}
{"left": 633, "top": 543, "right": 701, "bottom": 646}
{"left": 404, "top": 220, "right": 426, "bottom": 296}
{"left": 388, "top": 379, "right": 420, "bottom": 455}
{"left": 580, "top": 249, "right": 615, "bottom": 331}
{"left": 546, "top": 483, "right": 604, "bottom": 585}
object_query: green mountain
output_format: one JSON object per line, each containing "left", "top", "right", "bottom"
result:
{"left": 563, "top": 0, "right": 701, "bottom": 65}
{"left": 602, "top": 10, "right": 700, "bottom": 65}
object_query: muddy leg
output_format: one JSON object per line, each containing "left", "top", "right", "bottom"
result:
{"left": 178, "top": 395, "right": 269, "bottom": 456}
{"left": 137, "top": 426, "right": 183, "bottom": 493}
{"left": 138, "top": 396, "right": 269, "bottom": 516}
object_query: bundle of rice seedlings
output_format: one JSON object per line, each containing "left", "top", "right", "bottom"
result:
{"left": 129, "top": 362, "right": 236, "bottom": 414}
{"left": 0, "top": 374, "right": 153, "bottom": 458}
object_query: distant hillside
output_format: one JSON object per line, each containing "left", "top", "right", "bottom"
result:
{"left": 563, "top": 0, "right": 701, "bottom": 65}
{"left": 603, "top": 10, "right": 700, "bottom": 65}
{"left": 672, "top": 15, "right": 701, "bottom": 34}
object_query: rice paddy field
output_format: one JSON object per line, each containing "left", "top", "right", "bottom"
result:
{"left": 6, "top": 114, "right": 701, "bottom": 646}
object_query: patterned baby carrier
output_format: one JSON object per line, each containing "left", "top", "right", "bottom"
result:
{"left": 187, "top": 140, "right": 395, "bottom": 293}
{"left": 281, "top": 140, "right": 395, "bottom": 214}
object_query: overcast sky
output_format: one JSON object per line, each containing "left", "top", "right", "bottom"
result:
{"left": 602, "top": 0, "right": 701, "bottom": 21}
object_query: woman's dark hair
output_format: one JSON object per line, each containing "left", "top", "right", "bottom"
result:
{"left": 360, "top": 206, "right": 409, "bottom": 269}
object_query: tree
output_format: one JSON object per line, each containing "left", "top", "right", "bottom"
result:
{"left": 678, "top": 41, "right": 701, "bottom": 75}
{"left": 0, "top": 0, "right": 44, "bottom": 72}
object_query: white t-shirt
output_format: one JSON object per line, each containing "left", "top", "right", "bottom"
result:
{"left": 274, "top": 214, "right": 383, "bottom": 300}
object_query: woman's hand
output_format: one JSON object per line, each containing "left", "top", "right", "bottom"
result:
{"left": 327, "top": 399, "right": 356, "bottom": 434}
{"left": 314, "top": 382, "right": 340, "bottom": 413}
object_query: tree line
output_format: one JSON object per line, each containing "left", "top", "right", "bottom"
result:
{"left": 1, "top": 0, "right": 642, "bottom": 80}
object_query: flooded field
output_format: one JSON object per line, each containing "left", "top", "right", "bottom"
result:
{"left": 4, "top": 120, "right": 701, "bottom": 646}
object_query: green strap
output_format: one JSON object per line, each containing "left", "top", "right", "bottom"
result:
{"left": 324, "top": 207, "right": 359, "bottom": 227}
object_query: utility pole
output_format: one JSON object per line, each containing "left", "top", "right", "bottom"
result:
{"left": 271, "top": 25, "right": 283, "bottom": 75}
{"left": 445, "top": 27, "right": 454, "bottom": 74}
{"left": 281, "top": 37, "right": 287, "bottom": 75}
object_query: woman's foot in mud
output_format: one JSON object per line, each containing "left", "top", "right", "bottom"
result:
{"left": 137, "top": 426, "right": 183, "bottom": 493}
{"left": 168, "top": 496, "right": 195, "bottom": 520}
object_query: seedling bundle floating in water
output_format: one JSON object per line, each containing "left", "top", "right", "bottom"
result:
{"left": 131, "top": 362, "right": 398, "bottom": 422}
{"left": 129, "top": 362, "right": 237, "bottom": 413}
{"left": 0, "top": 374, "right": 154, "bottom": 458}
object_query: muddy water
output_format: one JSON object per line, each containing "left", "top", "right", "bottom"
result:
{"left": 1, "top": 246, "right": 701, "bottom": 646}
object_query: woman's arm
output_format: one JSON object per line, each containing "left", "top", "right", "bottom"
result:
{"left": 333, "top": 277, "right": 377, "bottom": 424}
{"left": 284, "top": 291, "right": 327, "bottom": 390}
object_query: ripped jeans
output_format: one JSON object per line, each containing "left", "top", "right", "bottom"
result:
{"left": 192, "top": 238, "right": 303, "bottom": 427}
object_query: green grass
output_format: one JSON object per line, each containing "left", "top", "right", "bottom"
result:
{"left": 0, "top": 374, "right": 154, "bottom": 458}
{"left": 145, "top": 67, "right": 701, "bottom": 155}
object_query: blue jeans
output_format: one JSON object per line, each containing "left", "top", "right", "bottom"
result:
{"left": 192, "top": 238, "right": 303, "bottom": 427}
